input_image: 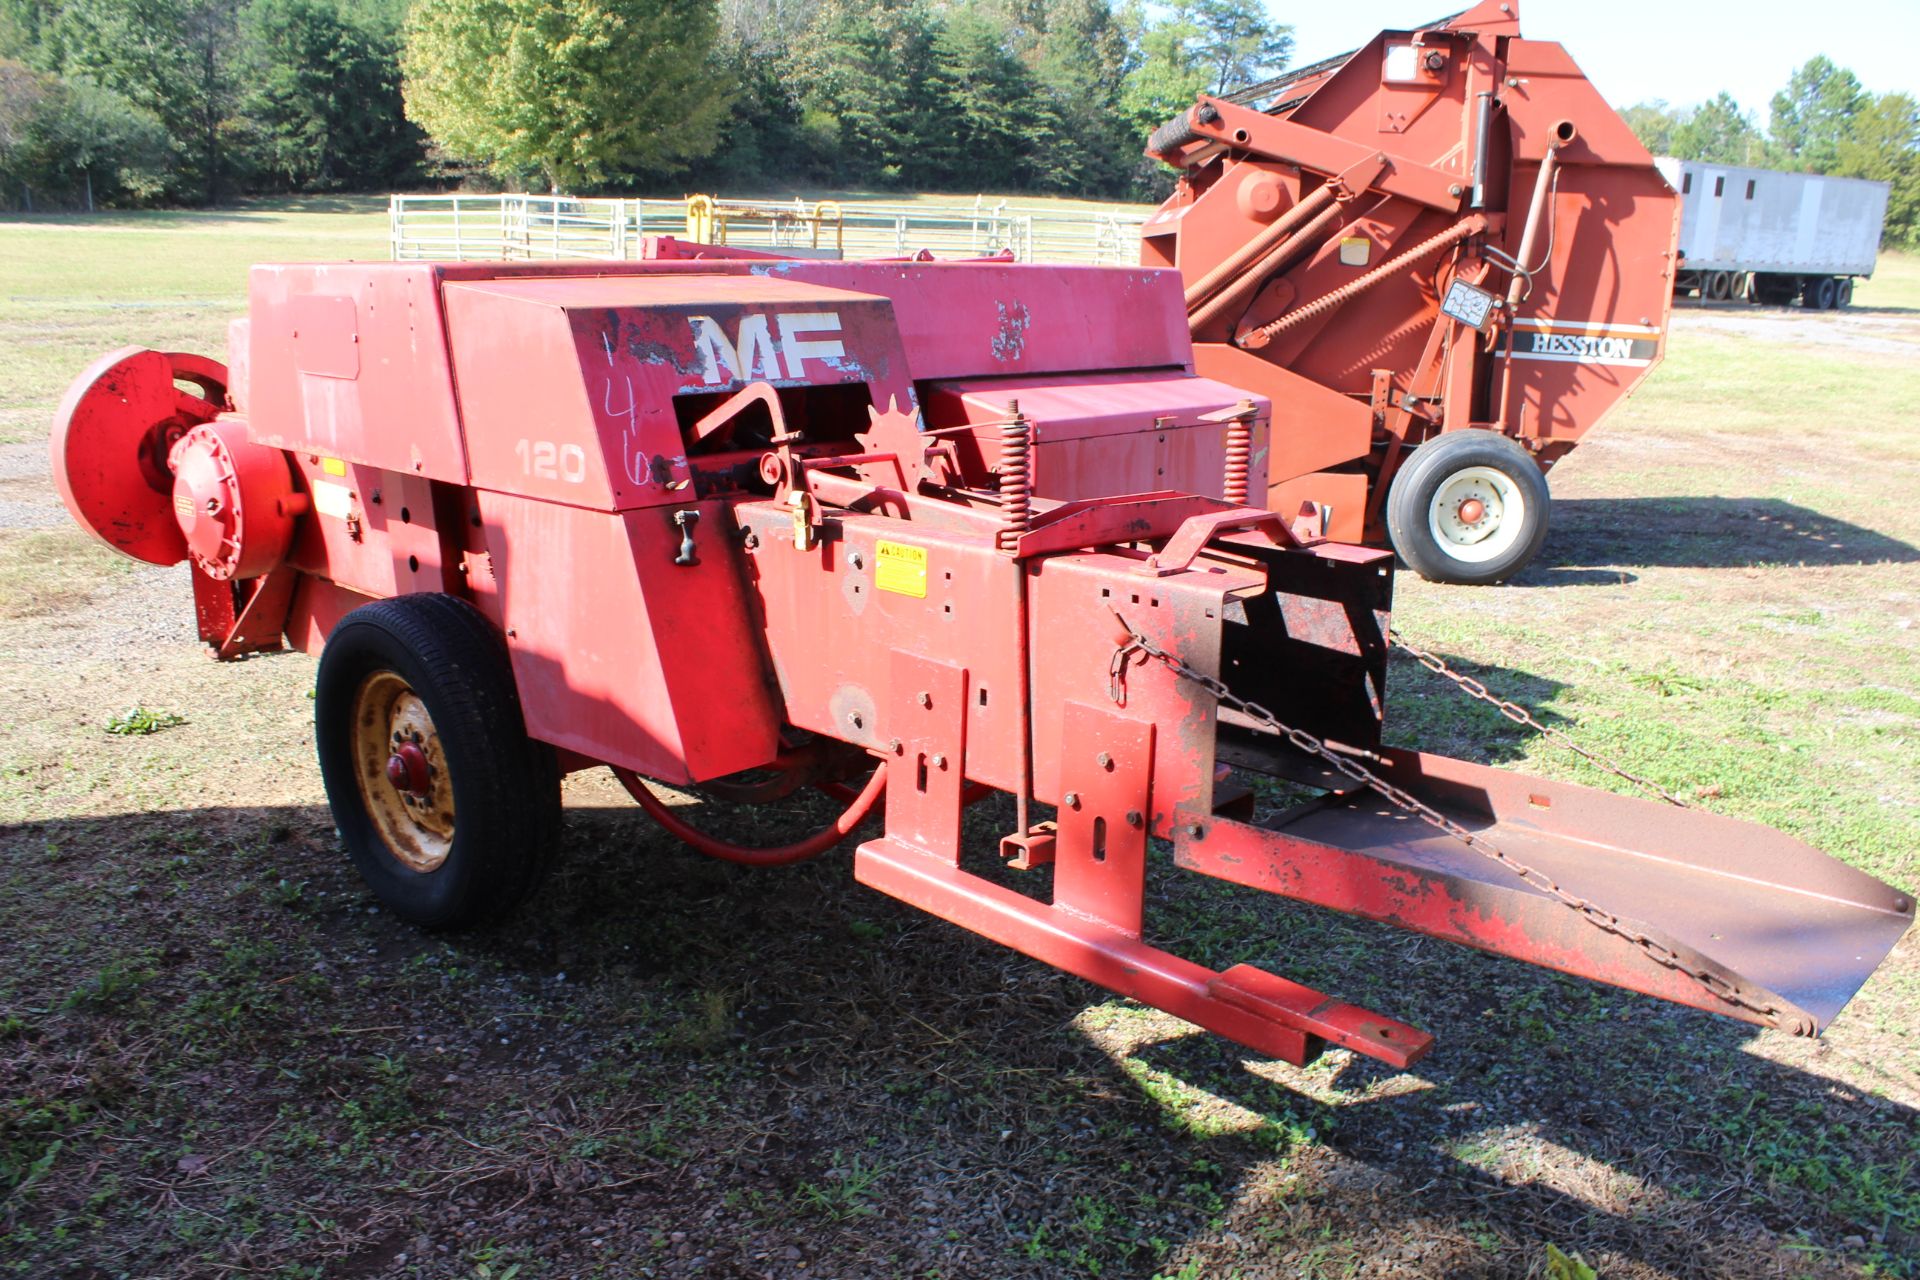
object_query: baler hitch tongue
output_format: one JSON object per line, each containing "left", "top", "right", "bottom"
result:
{"left": 1177, "top": 749, "right": 1913, "bottom": 1036}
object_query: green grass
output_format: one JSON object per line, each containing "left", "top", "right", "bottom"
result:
{"left": 0, "top": 198, "right": 390, "bottom": 445}
{"left": 1856, "top": 249, "right": 1920, "bottom": 312}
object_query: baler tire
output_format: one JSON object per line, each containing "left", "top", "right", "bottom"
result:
{"left": 315, "top": 593, "right": 560, "bottom": 928}
{"left": 1385, "top": 430, "right": 1551, "bottom": 586}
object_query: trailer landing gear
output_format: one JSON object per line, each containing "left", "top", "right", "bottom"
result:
{"left": 1385, "top": 430, "right": 1551, "bottom": 584}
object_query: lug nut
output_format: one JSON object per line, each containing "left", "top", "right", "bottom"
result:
{"left": 1126, "top": 811, "right": 1143, "bottom": 828}
{"left": 1063, "top": 792, "right": 1080, "bottom": 808}
{"left": 1096, "top": 752, "right": 1113, "bottom": 769}
{"left": 930, "top": 754, "right": 947, "bottom": 769}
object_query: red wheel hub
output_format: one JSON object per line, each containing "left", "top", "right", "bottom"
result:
{"left": 1456, "top": 497, "right": 1486, "bottom": 525}
{"left": 386, "top": 742, "right": 432, "bottom": 795}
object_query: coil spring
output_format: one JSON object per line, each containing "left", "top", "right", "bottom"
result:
{"left": 1223, "top": 416, "right": 1252, "bottom": 506}
{"left": 998, "top": 410, "right": 1032, "bottom": 550}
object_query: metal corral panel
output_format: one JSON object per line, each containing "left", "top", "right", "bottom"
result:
{"left": 1656, "top": 159, "right": 1889, "bottom": 276}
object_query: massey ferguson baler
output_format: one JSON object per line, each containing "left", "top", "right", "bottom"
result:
{"left": 50, "top": 247, "right": 1909, "bottom": 1069}
{"left": 1141, "top": 0, "right": 1678, "bottom": 584}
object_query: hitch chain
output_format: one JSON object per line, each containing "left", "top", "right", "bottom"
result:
{"left": 1110, "top": 617, "right": 1792, "bottom": 1032}
{"left": 1387, "top": 629, "right": 1691, "bottom": 808}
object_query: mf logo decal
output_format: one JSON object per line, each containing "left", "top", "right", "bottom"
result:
{"left": 690, "top": 311, "right": 846, "bottom": 385}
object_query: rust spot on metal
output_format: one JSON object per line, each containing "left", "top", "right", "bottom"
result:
{"left": 991, "top": 300, "right": 1031, "bottom": 362}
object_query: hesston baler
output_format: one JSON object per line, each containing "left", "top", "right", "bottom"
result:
{"left": 1142, "top": 0, "right": 1678, "bottom": 584}
{"left": 50, "top": 243, "right": 1908, "bottom": 1069}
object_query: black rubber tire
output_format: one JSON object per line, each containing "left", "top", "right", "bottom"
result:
{"left": 1385, "top": 430, "right": 1551, "bottom": 585}
{"left": 315, "top": 593, "right": 560, "bottom": 928}
{"left": 1147, "top": 110, "right": 1201, "bottom": 155}
{"left": 1805, "top": 276, "right": 1839, "bottom": 310}
{"left": 1835, "top": 277, "right": 1854, "bottom": 309}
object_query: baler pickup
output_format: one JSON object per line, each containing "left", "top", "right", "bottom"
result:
{"left": 1176, "top": 749, "right": 1913, "bottom": 1037}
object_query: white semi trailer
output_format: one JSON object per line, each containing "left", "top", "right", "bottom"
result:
{"left": 1655, "top": 158, "right": 1890, "bottom": 309}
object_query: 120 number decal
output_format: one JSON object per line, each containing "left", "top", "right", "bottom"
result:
{"left": 514, "top": 438, "right": 588, "bottom": 484}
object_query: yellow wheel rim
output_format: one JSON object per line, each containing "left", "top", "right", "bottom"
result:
{"left": 351, "top": 670, "right": 455, "bottom": 873}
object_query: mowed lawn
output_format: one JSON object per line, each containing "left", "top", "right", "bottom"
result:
{"left": 0, "top": 205, "right": 1917, "bottom": 1279}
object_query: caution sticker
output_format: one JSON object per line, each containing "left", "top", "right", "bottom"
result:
{"left": 874, "top": 540, "right": 927, "bottom": 597}
{"left": 318, "top": 456, "right": 348, "bottom": 477}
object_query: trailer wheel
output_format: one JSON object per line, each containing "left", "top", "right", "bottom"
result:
{"left": 315, "top": 594, "right": 560, "bottom": 928}
{"left": 1386, "top": 430, "right": 1551, "bottom": 585}
{"left": 1706, "top": 270, "right": 1733, "bottom": 301}
{"left": 1835, "top": 278, "right": 1854, "bottom": 309}
{"left": 1805, "top": 276, "right": 1839, "bottom": 310}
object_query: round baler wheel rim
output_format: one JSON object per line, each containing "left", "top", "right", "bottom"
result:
{"left": 1426, "top": 465, "right": 1528, "bottom": 565}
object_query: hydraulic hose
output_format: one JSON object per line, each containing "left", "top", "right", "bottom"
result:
{"left": 615, "top": 762, "right": 887, "bottom": 867}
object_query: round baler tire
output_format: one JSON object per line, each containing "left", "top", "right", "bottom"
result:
{"left": 315, "top": 593, "right": 560, "bottom": 928}
{"left": 1385, "top": 430, "right": 1551, "bottom": 585}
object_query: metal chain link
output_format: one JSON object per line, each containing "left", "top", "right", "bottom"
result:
{"left": 1109, "top": 615, "right": 1790, "bottom": 1031}
{"left": 1387, "top": 629, "right": 1692, "bottom": 808}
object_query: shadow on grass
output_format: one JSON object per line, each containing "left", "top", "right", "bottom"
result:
{"left": 1527, "top": 496, "right": 1920, "bottom": 581}
{"left": 3, "top": 799, "right": 1913, "bottom": 1277}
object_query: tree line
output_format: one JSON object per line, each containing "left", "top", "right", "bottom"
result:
{"left": 4, "top": 0, "right": 1913, "bottom": 252}
{"left": 1621, "top": 58, "right": 1919, "bottom": 248}
{"left": 0, "top": 0, "right": 1288, "bottom": 209}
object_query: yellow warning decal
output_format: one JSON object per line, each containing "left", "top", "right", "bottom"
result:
{"left": 874, "top": 539, "right": 927, "bottom": 598}
{"left": 319, "top": 456, "right": 348, "bottom": 477}
{"left": 172, "top": 493, "right": 195, "bottom": 520}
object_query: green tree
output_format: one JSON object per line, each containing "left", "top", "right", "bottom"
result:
{"left": 244, "top": 0, "right": 422, "bottom": 190}
{"left": 1619, "top": 99, "right": 1679, "bottom": 157}
{"left": 0, "top": 59, "right": 167, "bottom": 208}
{"left": 402, "top": 0, "right": 728, "bottom": 191}
{"left": 1118, "top": 6, "right": 1206, "bottom": 138}
{"left": 790, "top": 0, "right": 944, "bottom": 187}
{"left": 1023, "top": 0, "right": 1134, "bottom": 194}
{"left": 1769, "top": 55, "right": 1866, "bottom": 172}
{"left": 1189, "top": 0, "right": 1288, "bottom": 94}
{"left": 1670, "top": 92, "right": 1762, "bottom": 165}
{"left": 923, "top": 3, "right": 1035, "bottom": 189}
{"left": 52, "top": 0, "right": 245, "bottom": 203}
{"left": 1833, "top": 91, "right": 1920, "bottom": 248}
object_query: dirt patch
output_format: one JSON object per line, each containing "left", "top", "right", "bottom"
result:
{"left": 1669, "top": 302, "right": 1920, "bottom": 356}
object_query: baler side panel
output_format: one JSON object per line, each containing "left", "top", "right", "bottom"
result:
{"left": 443, "top": 276, "right": 914, "bottom": 511}
{"left": 770, "top": 262, "right": 1197, "bottom": 381}
{"left": 246, "top": 265, "right": 470, "bottom": 484}
{"left": 734, "top": 502, "right": 1029, "bottom": 795}
{"left": 476, "top": 491, "right": 782, "bottom": 784}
